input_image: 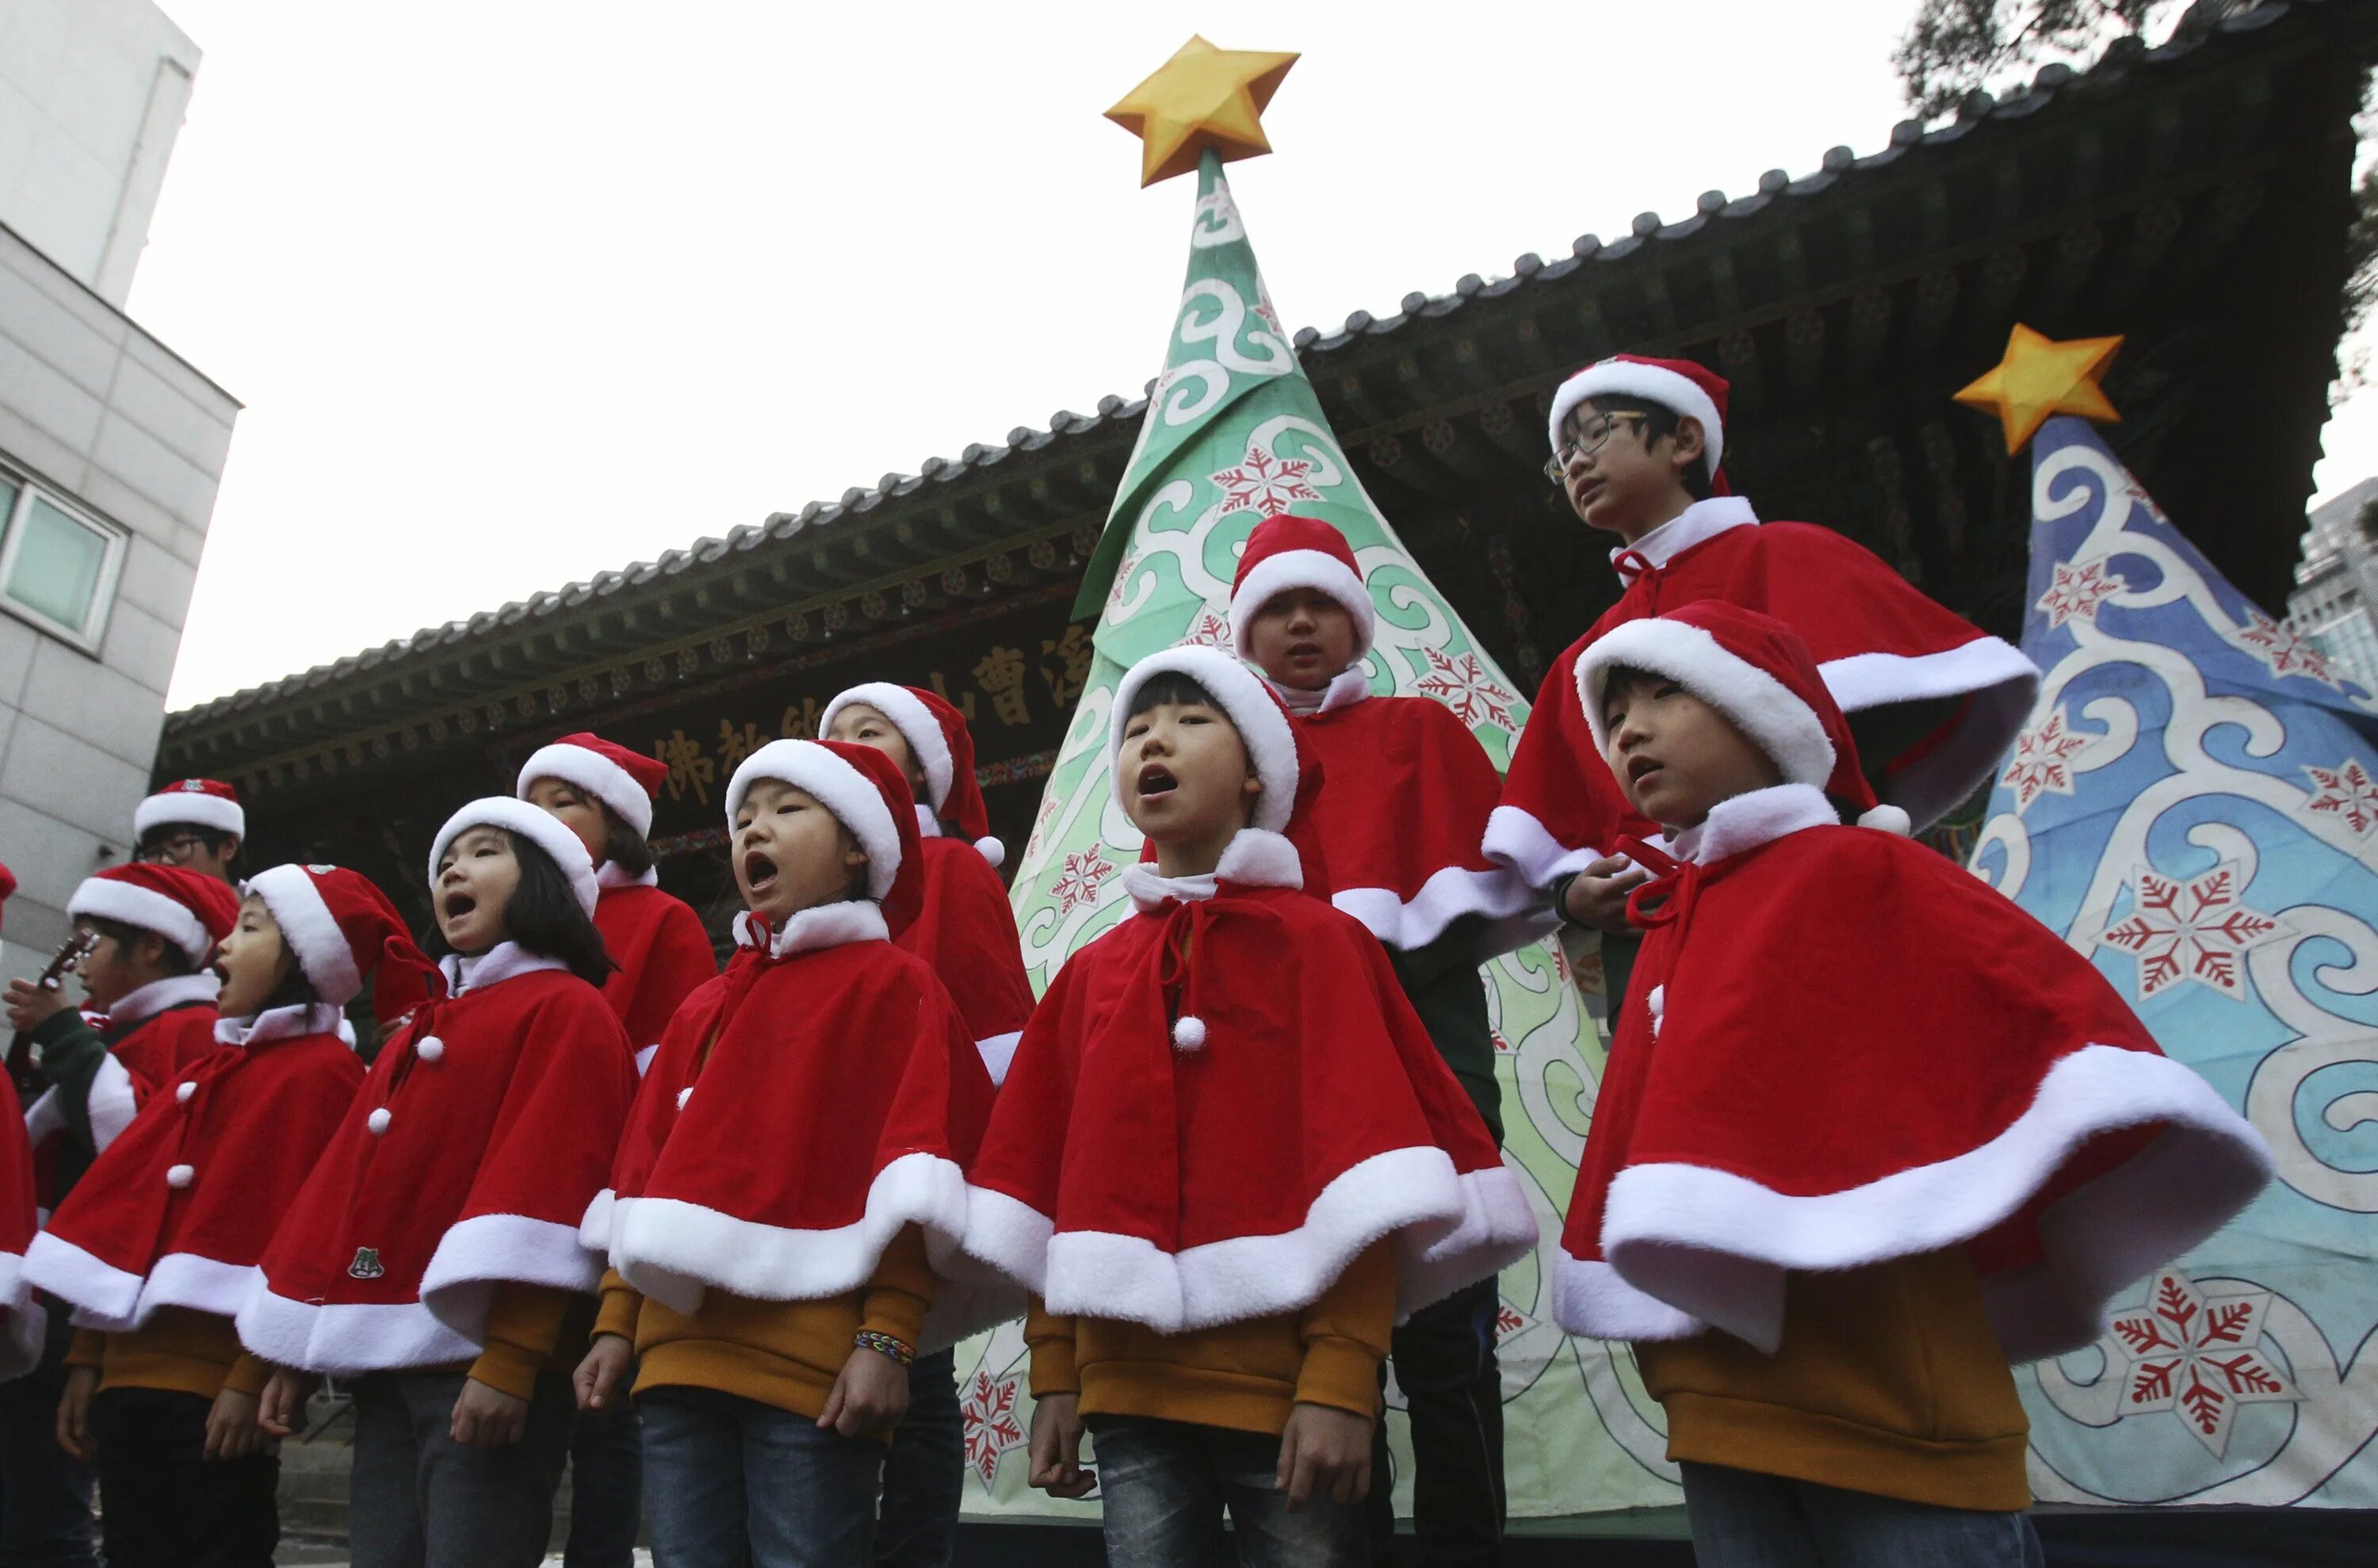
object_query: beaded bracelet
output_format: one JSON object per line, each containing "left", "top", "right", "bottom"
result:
{"left": 854, "top": 1329, "right": 916, "bottom": 1366}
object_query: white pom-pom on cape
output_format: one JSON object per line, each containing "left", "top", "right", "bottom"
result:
{"left": 1172, "top": 1015, "right": 1207, "bottom": 1052}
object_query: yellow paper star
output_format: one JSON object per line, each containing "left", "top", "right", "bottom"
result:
{"left": 1107, "top": 36, "right": 1298, "bottom": 188}
{"left": 1955, "top": 323, "right": 2124, "bottom": 453}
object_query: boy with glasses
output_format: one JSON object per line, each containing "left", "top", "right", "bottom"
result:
{"left": 131, "top": 780, "right": 246, "bottom": 885}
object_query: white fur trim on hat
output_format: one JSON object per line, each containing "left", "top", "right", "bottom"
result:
{"left": 67, "top": 879, "right": 215, "bottom": 966}
{"left": 1548, "top": 361, "right": 1723, "bottom": 480}
{"left": 427, "top": 797, "right": 599, "bottom": 918}
{"left": 1577, "top": 618, "right": 1833, "bottom": 790}
{"left": 1228, "top": 549, "right": 1376, "bottom": 660}
{"left": 820, "top": 685, "right": 954, "bottom": 814}
{"left": 516, "top": 744, "right": 655, "bottom": 839}
{"left": 244, "top": 866, "right": 364, "bottom": 1005}
{"left": 724, "top": 740, "right": 902, "bottom": 901}
{"left": 133, "top": 789, "right": 243, "bottom": 841}
{"left": 1111, "top": 646, "right": 1298, "bottom": 836}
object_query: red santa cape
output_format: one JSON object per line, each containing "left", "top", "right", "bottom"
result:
{"left": 580, "top": 903, "right": 1001, "bottom": 1348}
{"left": 1486, "top": 496, "right": 2037, "bottom": 885}
{"left": 1286, "top": 668, "right": 1539, "bottom": 958}
{"left": 1550, "top": 606, "right": 2267, "bottom": 1361}
{"left": 235, "top": 946, "right": 637, "bottom": 1372}
{"left": 902, "top": 829, "right": 1035, "bottom": 1085}
{"left": 959, "top": 646, "right": 1534, "bottom": 1331}
{"left": 26, "top": 1004, "right": 363, "bottom": 1333}
{"left": 25, "top": 973, "right": 223, "bottom": 1184}
{"left": 0, "top": 1076, "right": 44, "bottom": 1377}
{"left": 591, "top": 866, "right": 717, "bottom": 1075}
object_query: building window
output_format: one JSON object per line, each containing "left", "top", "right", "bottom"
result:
{"left": 0, "top": 468, "right": 126, "bottom": 651}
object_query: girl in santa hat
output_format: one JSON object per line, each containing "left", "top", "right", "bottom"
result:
{"left": 32, "top": 865, "right": 432, "bottom": 1568}
{"left": 1557, "top": 602, "right": 2269, "bottom": 1566}
{"left": 573, "top": 739, "right": 996, "bottom": 1568}
{"left": 1493, "top": 354, "right": 2039, "bottom": 1009}
{"left": 517, "top": 732, "right": 717, "bottom": 1076}
{"left": 235, "top": 802, "right": 638, "bottom": 1568}
{"left": 819, "top": 684, "right": 1033, "bottom": 1568}
{"left": 962, "top": 644, "right": 1535, "bottom": 1568}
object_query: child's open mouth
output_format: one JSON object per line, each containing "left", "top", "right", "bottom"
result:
{"left": 1137, "top": 763, "right": 1178, "bottom": 801}
{"left": 442, "top": 893, "right": 476, "bottom": 921}
{"left": 1627, "top": 755, "right": 1663, "bottom": 788}
{"left": 743, "top": 851, "right": 779, "bottom": 893}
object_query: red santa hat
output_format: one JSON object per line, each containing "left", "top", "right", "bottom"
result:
{"left": 1226, "top": 514, "right": 1376, "bottom": 662}
{"left": 243, "top": 863, "right": 442, "bottom": 1024}
{"left": 67, "top": 864, "right": 239, "bottom": 966}
{"left": 132, "top": 778, "right": 244, "bottom": 841}
{"left": 1110, "top": 645, "right": 1303, "bottom": 838}
{"left": 515, "top": 732, "right": 666, "bottom": 840}
{"left": 1576, "top": 602, "right": 1912, "bottom": 836}
{"left": 0, "top": 859, "right": 15, "bottom": 935}
{"left": 819, "top": 684, "right": 1005, "bottom": 869}
{"left": 427, "top": 797, "right": 600, "bottom": 919}
{"left": 1547, "top": 354, "right": 1728, "bottom": 489}
{"left": 724, "top": 739, "right": 925, "bottom": 935}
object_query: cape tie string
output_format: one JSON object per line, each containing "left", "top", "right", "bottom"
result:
{"left": 1153, "top": 897, "right": 1226, "bottom": 1051}
{"left": 1617, "top": 836, "right": 1702, "bottom": 934}
{"left": 1611, "top": 549, "right": 1667, "bottom": 611}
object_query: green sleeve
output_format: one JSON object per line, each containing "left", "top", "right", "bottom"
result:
{"left": 28, "top": 1009, "right": 107, "bottom": 1161}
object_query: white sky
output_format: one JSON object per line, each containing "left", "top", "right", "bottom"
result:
{"left": 134, "top": 1, "right": 2378, "bottom": 710}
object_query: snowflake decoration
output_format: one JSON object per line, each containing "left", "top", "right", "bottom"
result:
{"left": 2119, "top": 476, "right": 2172, "bottom": 526}
{"left": 2102, "top": 1268, "right": 2298, "bottom": 1458}
{"left": 960, "top": 1368, "right": 1027, "bottom": 1487}
{"left": 2231, "top": 609, "right": 2342, "bottom": 688}
{"left": 1415, "top": 645, "right": 1519, "bottom": 732}
{"left": 1251, "top": 290, "right": 1282, "bottom": 337}
{"left": 2098, "top": 859, "right": 2292, "bottom": 1000}
{"left": 1106, "top": 552, "right": 1139, "bottom": 613}
{"left": 2036, "top": 556, "right": 2128, "bottom": 629}
{"left": 1023, "top": 794, "right": 1063, "bottom": 865}
{"left": 1210, "top": 440, "right": 1321, "bottom": 519}
{"left": 1494, "top": 1299, "right": 1531, "bottom": 1338}
{"left": 2303, "top": 757, "right": 2378, "bottom": 839}
{"left": 1179, "top": 607, "right": 1233, "bottom": 650}
{"left": 1490, "top": 1027, "right": 1513, "bottom": 1054}
{"left": 1050, "top": 845, "right": 1116, "bottom": 916}
{"left": 2001, "top": 705, "right": 2099, "bottom": 813}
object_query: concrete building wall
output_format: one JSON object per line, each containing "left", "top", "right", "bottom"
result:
{"left": 0, "top": 220, "right": 236, "bottom": 987}
{"left": 2286, "top": 478, "right": 2378, "bottom": 692}
{"left": 0, "top": 0, "right": 200, "bottom": 308}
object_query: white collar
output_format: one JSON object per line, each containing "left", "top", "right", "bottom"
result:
{"left": 1669, "top": 783, "right": 1837, "bottom": 866}
{"left": 107, "top": 972, "right": 221, "bottom": 1027}
{"left": 439, "top": 942, "right": 568, "bottom": 996}
{"left": 597, "top": 862, "right": 660, "bottom": 890}
{"left": 216, "top": 1003, "right": 357, "bottom": 1049}
{"left": 1122, "top": 829, "right": 1305, "bottom": 912}
{"left": 914, "top": 803, "right": 943, "bottom": 838}
{"left": 1267, "top": 666, "right": 1371, "bottom": 717}
{"left": 731, "top": 900, "right": 889, "bottom": 959}
{"left": 1610, "top": 495, "right": 1760, "bottom": 579}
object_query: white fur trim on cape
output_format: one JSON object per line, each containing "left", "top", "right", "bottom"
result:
{"left": 245, "top": 866, "right": 362, "bottom": 1004}
{"left": 730, "top": 900, "right": 888, "bottom": 958}
{"left": 97, "top": 972, "right": 220, "bottom": 1028}
{"left": 1229, "top": 549, "right": 1377, "bottom": 660}
{"left": 1481, "top": 805, "right": 1611, "bottom": 893}
{"left": 86, "top": 1055, "right": 136, "bottom": 1153}
{"left": 235, "top": 1280, "right": 480, "bottom": 1375}
{"left": 0, "top": 1256, "right": 39, "bottom": 1383}
{"left": 1596, "top": 1045, "right": 2272, "bottom": 1360}
{"left": 135, "top": 788, "right": 243, "bottom": 840}
{"left": 1579, "top": 618, "right": 1834, "bottom": 789}
{"left": 1111, "top": 647, "right": 1300, "bottom": 836}
{"left": 1549, "top": 361, "right": 1724, "bottom": 480}
{"left": 822, "top": 684, "right": 955, "bottom": 815}
{"left": 1669, "top": 784, "right": 1837, "bottom": 866}
{"left": 215, "top": 1003, "right": 351, "bottom": 1049}
{"left": 597, "top": 862, "right": 660, "bottom": 891}
{"left": 25, "top": 1232, "right": 259, "bottom": 1334}
{"left": 977, "top": 1031, "right": 1023, "bottom": 1088}
{"left": 517, "top": 742, "right": 656, "bottom": 839}
{"left": 724, "top": 740, "right": 904, "bottom": 901}
{"left": 67, "top": 879, "right": 216, "bottom": 966}
{"left": 1552, "top": 1256, "right": 1707, "bottom": 1342}
{"left": 418, "top": 1211, "right": 606, "bottom": 1344}
{"left": 429, "top": 797, "right": 599, "bottom": 918}
{"left": 1819, "top": 639, "right": 2040, "bottom": 831}
{"left": 1121, "top": 829, "right": 1303, "bottom": 913}
{"left": 1332, "top": 862, "right": 1545, "bottom": 957}
{"left": 439, "top": 943, "right": 567, "bottom": 996}
{"left": 1608, "top": 496, "right": 1758, "bottom": 577}
{"left": 962, "top": 1148, "right": 1535, "bottom": 1334}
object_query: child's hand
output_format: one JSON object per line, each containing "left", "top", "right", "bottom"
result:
{"left": 574, "top": 1333, "right": 634, "bottom": 1413}
{"left": 204, "top": 1386, "right": 266, "bottom": 1461}
{"left": 1275, "top": 1402, "right": 1373, "bottom": 1512}
{"left": 54, "top": 1365, "right": 97, "bottom": 1462}
{"left": 1564, "top": 856, "right": 1652, "bottom": 933}
{"left": 1027, "top": 1391, "right": 1095, "bottom": 1498}
{"left": 818, "top": 1340, "right": 910, "bottom": 1436}
{"left": 257, "top": 1368, "right": 315, "bottom": 1437}
{"left": 449, "top": 1378, "right": 530, "bottom": 1447}
{"left": 3, "top": 977, "right": 71, "bottom": 1034}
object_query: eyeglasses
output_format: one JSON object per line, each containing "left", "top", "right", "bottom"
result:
{"left": 136, "top": 834, "right": 207, "bottom": 865}
{"left": 1543, "top": 411, "right": 1650, "bottom": 482}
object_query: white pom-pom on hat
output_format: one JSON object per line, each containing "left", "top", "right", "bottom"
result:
{"left": 1172, "top": 1015, "right": 1208, "bottom": 1052}
{"left": 1857, "top": 804, "right": 1913, "bottom": 836}
{"left": 975, "top": 836, "right": 1006, "bottom": 869}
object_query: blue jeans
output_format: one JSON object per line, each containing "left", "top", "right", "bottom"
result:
{"left": 638, "top": 1386, "right": 884, "bottom": 1568}
{"left": 874, "top": 1348, "right": 961, "bottom": 1568}
{"left": 1090, "top": 1415, "right": 1366, "bottom": 1568}
{"left": 347, "top": 1370, "right": 576, "bottom": 1568}
{"left": 1680, "top": 1462, "right": 2044, "bottom": 1568}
